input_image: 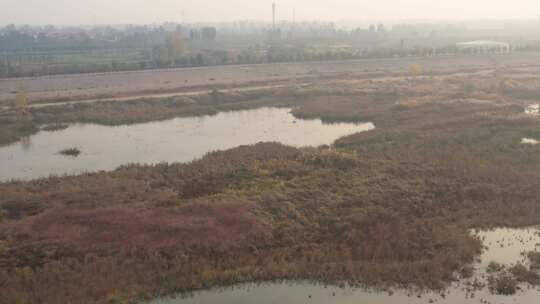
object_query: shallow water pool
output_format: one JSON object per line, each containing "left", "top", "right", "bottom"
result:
{"left": 0, "top": 107, "right": 374, "bottom": 182}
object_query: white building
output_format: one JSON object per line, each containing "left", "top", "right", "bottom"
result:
{"left": 456, "top": 40, "right": 511, "bottom": 54}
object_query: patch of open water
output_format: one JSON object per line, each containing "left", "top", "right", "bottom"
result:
{"left": 0, "top": 107, "right": 374, "bottom": 182}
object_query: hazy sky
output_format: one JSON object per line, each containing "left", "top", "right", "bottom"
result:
{"left": 2, "top": 0, "right": 540, "bottom": 25}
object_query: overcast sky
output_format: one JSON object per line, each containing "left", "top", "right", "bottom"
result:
{"left": 2, "top": 0, "right": 540, "bottom": 25}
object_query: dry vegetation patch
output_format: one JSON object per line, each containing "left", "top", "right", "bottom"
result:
{"left": 1, "top": 71, "right": 540, "bottom": 303}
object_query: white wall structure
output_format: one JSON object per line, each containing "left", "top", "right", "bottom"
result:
{"left": 456, "top": 40, "right": 512, "bottom": 54}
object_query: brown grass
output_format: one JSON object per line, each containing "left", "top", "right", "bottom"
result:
{"left": 1, "top": 71, "right": 540, "bottom": 303}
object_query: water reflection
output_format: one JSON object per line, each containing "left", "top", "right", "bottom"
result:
{"left": 19, "top": 136, "right": 31, "bottom": 151}
{"left": 0, "top": 107, "right": 374, "bottom": 182}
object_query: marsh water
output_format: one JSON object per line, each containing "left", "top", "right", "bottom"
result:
{"left": 0, "top": 107, "right": 374, "bottom": 182}
{"left": 151, "top": 227, "right": 540, "bottom": 304}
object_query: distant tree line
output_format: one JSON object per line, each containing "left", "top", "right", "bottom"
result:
{"left": 2, "top": 23, "right": 540, "bottom": 78}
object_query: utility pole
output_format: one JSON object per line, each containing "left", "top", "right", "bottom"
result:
{"left": 272, "top": 2, "right": 276, "bottom": 32}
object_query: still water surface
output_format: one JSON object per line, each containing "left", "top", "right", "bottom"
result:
{"left": 0, "top": 107, "right": 374, "bottom": 182}
{"left": 151, "top": 228, "right": 540, "bottom": 304}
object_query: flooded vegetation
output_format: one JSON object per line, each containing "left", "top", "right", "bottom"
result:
{"left": 150, "top": 228, "right": 540, "bottom": 304}
{"left": 0, "top": 108, "right": 373, "bottom": 181}
{"left": 41, "top": 123, "right": 69, "bottom": 132}
{"left": 58, "top": 147, "right": 81, "bottom": 157}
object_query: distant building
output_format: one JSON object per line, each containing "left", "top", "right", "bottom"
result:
{"left": 190, "top": 29, "right": 201, "bottom": 41}
{"left": 201, "top": 27, "right": 217, "bottom": 41}
{"left": 456, "top": 40, "right": 511, "bottom": 54}
{"left": 190, "top": 28, "right": 216, "bottom": 41}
